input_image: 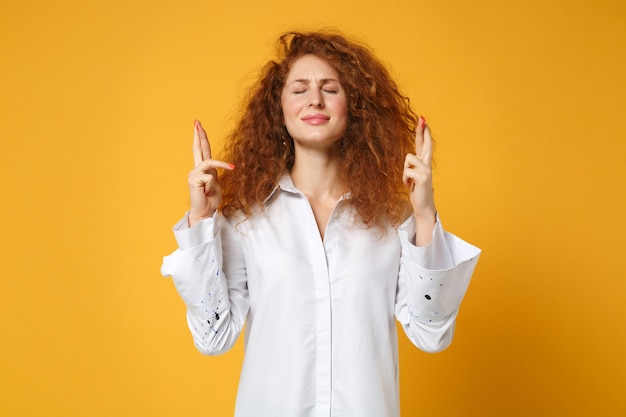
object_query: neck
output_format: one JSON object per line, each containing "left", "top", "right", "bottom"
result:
{"left": 290, "top": 146, "right": 345, "bottom": 201}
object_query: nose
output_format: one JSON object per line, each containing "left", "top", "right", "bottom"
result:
{"left": 308, "top": 89, "right": 324, "bottom": 108}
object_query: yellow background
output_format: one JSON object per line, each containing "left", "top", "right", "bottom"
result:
{"left": 1, "top": 0, "right": 625, "bottom": 415}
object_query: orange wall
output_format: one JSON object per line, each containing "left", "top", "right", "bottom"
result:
{"left": 1, "top": 0, "right": 625, "bottom": 416}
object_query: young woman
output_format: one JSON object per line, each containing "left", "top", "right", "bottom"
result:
{"left": 162, "top": 31, "right": 480, "bottom": 417}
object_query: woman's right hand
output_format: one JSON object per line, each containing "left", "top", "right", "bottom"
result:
{"left": 188, "top": 120, "right": 235, "bottom": 227}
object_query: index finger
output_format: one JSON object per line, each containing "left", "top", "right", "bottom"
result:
{"left": 196, "top": 120, "right": 212, "bottom": 161}
{"left": 415, "top": 116, "right": 432, "bottom": 167}
{"left": 192, "top": 120, "right": 212, "bottom": 167}
{"left": 421, "top": 125, "right": 433, "bottom": 167}
{"left": 193, "top": 120, "right": 203, "bottom": 166}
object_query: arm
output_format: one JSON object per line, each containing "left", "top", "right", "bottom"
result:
{"left": 403, "top": 116, "right": 437, "bottom": 246}
{"left": 395, "top": 215, "right": 481, "bottom": 353}
{"left": 398, "top": 116, "right": 480, "bottom": 351}
{"left": 161, "top": 120, "right": 245, "bottom": 355}
{"left": 161, "top": 212, "right": 248, "bottom": 355}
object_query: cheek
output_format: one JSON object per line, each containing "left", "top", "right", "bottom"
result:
{"left": 281, "top": 96, "right": 298, "bottom": 118}
{"left": 281, "top": 98, "right": 291, "bottom": 125}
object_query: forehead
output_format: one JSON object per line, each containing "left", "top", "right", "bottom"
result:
{"left": 285, "top": 55, "right": 340, "bottom": 82}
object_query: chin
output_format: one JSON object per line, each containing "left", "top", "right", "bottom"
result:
{"left": 294, "top": 135, "right": 343, "bottom": 148}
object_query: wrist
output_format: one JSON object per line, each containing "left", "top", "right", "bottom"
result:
{"left": 414, "top": 207, "right": 436, "bottom": 224}
{"left": 413, "top": 210, "right": 436, "bottom": 247}
{"left": 188, "top": 209, "right": 215, "bottom": 227}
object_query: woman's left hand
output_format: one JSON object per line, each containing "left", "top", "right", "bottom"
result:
{"left": 403, "top": 116, "right": 437, "bottom": 244}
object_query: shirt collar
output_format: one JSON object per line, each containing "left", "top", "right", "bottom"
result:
{"left": 262, "top": 174, "right": 298, "bottom": 204}
{"left": 263, "top": 174, "right": 351, "bottom": 204}
{"left": 277, "top": 174, "right": 300, "bottom": 194}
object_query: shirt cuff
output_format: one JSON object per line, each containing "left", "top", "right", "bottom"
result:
{"left": 172, "top": 211, "right": 218, "bottom": 250}
{"left": 398, "top": 214, "right": 454, "bottom": 270}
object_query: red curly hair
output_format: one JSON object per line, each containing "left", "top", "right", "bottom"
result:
{"left": 219, "top": 30, "right": 421, "bottom": 228}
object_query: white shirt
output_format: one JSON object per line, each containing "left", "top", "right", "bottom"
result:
{"left": 161, "top": 175, "right": 480, "bottom": 417}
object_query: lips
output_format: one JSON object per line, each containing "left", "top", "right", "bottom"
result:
{"left": 302, "top": 114, "right": 330, "bottom": 125}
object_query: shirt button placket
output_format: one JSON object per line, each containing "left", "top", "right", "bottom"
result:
{"left": 322, "top": 211, "right": 340, "bottom": 416}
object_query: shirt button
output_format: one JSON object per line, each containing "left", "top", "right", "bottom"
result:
{"left": 325, "top": 246, "right": 333, "bottom": 254}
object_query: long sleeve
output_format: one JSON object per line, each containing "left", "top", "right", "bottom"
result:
{"left": 161, "top": 212, "right": 248, "bottom": 355}
{"left": 395, "top": 215, "right": 481, "bottom": 353}
{"left": 160, "top": 176, "right": 482, "bottom": 416}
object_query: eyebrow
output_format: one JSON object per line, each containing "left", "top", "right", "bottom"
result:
{"left": 289, "top": 78, "right": 339, "bottom": 85}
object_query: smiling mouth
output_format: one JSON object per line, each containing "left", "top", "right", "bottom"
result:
{"left": 302, "top": 114, "right": 330, "bottom": 125}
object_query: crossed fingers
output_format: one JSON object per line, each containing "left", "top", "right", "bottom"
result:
{"left": 403, "top": 116, "right": 432, "bottom": 188}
